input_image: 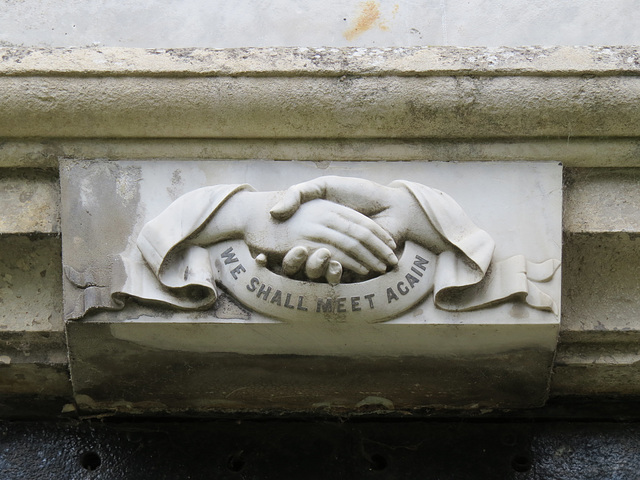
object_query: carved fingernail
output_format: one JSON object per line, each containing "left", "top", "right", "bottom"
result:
{"left": 283, "top": 246, "right": 308, "bottom": 276}
{"left": 305, "top": 248, "right": 331, "bottom": 279}
{"left": 356, "top": 266, "right": 369, "bottom": 275}
{"left": 316, "top": 248, "right": 331, "bottom": 260}
{"left": 374, "top": 261, "right": 387, "bottom": 273}
{"left": 326, "top": 261, "right": 342, "bottom": 285}
{"left": 386, "top": 253, "right": 398, "bottom": 266}
{"left": 291, "top": 246, "right": 308, "bottom": 260}
{"left": 327, "top": 260, "right": 342, "bottom": 274}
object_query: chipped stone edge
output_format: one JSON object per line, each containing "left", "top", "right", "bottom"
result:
{"left": 1, "top": 46, "right": 640, "bottom": 77}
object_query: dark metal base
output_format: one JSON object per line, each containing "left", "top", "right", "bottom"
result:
{"left": 1, "top": 418, "right": 640, "bottom": 479}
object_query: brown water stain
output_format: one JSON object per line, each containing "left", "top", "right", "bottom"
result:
{"left": 344, "top": 1, "right": 390, "bottom": 41}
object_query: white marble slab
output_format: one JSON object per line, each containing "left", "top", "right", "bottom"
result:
{"left": 61, "top": 160, "right": 562, "bottom": 411}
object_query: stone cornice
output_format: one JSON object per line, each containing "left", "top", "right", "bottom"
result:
{"left": 2, "top": 46, "right": 640, "bottom": 77}
{"left": 1, "top": 46, "right": 640, "bottom": 139}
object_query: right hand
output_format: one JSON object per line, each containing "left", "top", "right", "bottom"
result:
{"left": 245, "top": 197, "right": 398, "bottom": 276}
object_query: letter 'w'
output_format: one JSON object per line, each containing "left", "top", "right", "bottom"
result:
{"left": 221, "top": 247, "right": 239, "bottom": 265}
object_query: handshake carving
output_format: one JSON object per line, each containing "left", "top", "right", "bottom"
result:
{"left": 191, "top": 176, "right": 451, "bottom": 285}
{"left": 66, "top": 173, "right": 560, "bottom": 320}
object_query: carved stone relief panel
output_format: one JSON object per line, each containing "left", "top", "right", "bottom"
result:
{"left": 60, "top": 160, "right": 561, "bottom": 412}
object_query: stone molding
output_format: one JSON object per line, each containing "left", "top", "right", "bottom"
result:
{"left": 2, "top": 46, "right": 640, "bottom": 76}
{"left": 3, "top": 139, "right": 640, "bottom": 169}
{"left": 2, "top": 47, "right": 640, "bottom": 139}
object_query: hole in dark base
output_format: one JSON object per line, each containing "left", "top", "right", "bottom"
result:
{"left": 511, "top": 453, "right": 532, "bottom": 472}
{"left": 369, "top": 453, "right": 388, "bottom": 471}
{"left": 227, "top": 452, "right": 245, "bottom": 472}
{"left": 79, "top": 451, "right": 101, "bottom": 471}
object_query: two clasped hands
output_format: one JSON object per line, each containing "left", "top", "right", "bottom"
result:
{"left": 193, "top": 176, "right": 448, "bottom": 284}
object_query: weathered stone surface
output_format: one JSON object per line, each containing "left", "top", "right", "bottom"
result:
{"left": 560, "top": 233, "right": 640, "bottom": 342}
{"left": 3, "top": 75, "right": 640, "bottom": 139}
{"left": 0, "top": 331, "right": 69, "bottom": 396}
{"left": 0, "top": 236, "right": 63, "bottom": 333}
{"left": 0, "top": 169, "right": 60, "bottom": 235}
{"left": 553, "top": 342, "right": 640, "bottom": 396}
{"left": 0, "top": 235, "right": 70, "bottom": 406}
{"left": 564, "top": 168, "right": 640, "bottom": 233}
{"left": 552, "top": 231, "right": 640, "bottom": 396}
{"left": 69, "top": 323, "right": 557, "bottom": 414}
{"left": 554, "top": 168, "right": 640, "bottom": 396}
{"left": 2, "top": 46, "right": 640, "bottom": 76}
{"left": 4, "top": 139, "right": 640, "bottom": 169}
{"left": 2, "top": 48, "right": 640, "bottom": 140}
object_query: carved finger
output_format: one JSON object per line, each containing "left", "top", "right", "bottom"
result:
{"left": 309, "top": 222, "right": 394, "bottom": 273}
{"left": 255, "top": 253, "right": 268, "bottom": 267}
{"left": 304, "top": 230, "right": 375, "bottom": 275}
{"left": 306, "top": 241, "right": 369, "bottom": 275}
{"left": 340, "top": 209, "right": 397, "bottom": 250}
{"left": 328, "top": 209, "right": 398, "bottom": 263}
{"left": 270, "top": 179, "right": 327, "bottom": 220}
{"left": 333, "top": 235, "right": 388, "bottom": 273}
{"left": 305, "top": 248, "right": 331, "bottom": 279}
{"left": 282, "top": 246, "right": 309, "bottom": 276}
{"left": 325, "top": 260, "right": 343, "bottom": 285}
{"left": 319, "top": 176, "right": 391, "bottom": 216}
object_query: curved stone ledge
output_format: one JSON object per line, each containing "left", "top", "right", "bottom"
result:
{"left": 1, "top": 76, "right": 640, "bottom": 138}
{"left": 1, "top": 47, "right": 640, "bottom": 139}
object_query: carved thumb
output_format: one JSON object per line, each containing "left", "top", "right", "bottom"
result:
{"left": 269, "top": 187, "right": 304, "bottom": 220}
{"left": 270, "top": 179, "right": 326, "bottom": 220}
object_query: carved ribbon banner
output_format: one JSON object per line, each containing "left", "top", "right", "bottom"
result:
{"left": 210, "top": 240, "right": 436, "bottom": 323}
